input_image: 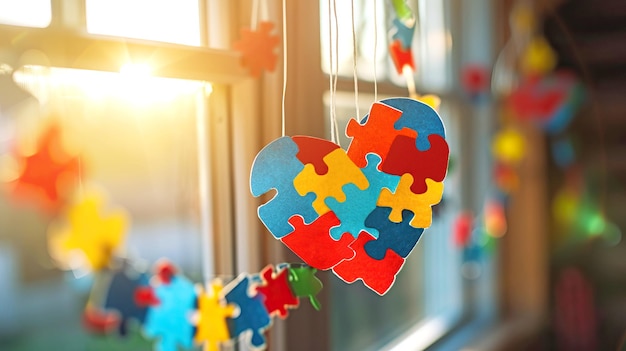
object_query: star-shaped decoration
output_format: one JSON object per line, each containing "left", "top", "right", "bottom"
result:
{"left": 8, "top": 124, "right": 80, "bottom": 212}
{"left": 48, "top": 191, "right": 128, "bottom": 271}
{"left": 194, "top": 282, "right": 236, "bottom": 351}
{"left": 233, "top": 21, "right": 280, "bottom": 77}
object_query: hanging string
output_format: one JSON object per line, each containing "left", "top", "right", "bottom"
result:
{"left": 327, "top": 0, "right": 336, "bottom": 143}
{"left": 351, "top": 0, "right": 360, "bottom": 120}
{"left": 281, "top": 0, "right": 287, "bottom": 137}
{"left": 373, "top": 0, "right": 378, "bottom": 102}
{"left": 404, "top": 66, "right": 417, "bottom": 98}
{"left": 331, "top": 0, "right": 341, "bottom": 144}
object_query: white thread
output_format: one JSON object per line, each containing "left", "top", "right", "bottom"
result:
{"left": 261, "top": 0, "right": 269, "bottom": 22}
{"left": 403, "top": 65, "right": 417, "bottom": 98}
{"left": 332, "top": 0, "right": 340, "bottom": 144}
{"left": 351, "top": 0, "right": 360, "bottom": 121}
{"left": 373, "top": 0, "right": 378, "bottom": 102}
{"left": 281, "top": 0, "right": 287, "bottom": 137}
{"left": 327, "top": 0, "right": 336, "bottom": 143}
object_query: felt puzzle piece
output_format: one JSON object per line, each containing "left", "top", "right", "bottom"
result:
{"left": 103, "top": 267, "right": 151, "bottom": 336}
{"left": 281, "top": 213, "right": 355, "bottom": 270}
{"left": 508, "top": 75, "right": 567, "bottom": 122}
{"left": 363, "top": 207, "right": 425, "bottom": 260}
{"left": 9, "top": 124, "right": 80, "bottom": 212}
{"left": 288, "top": 266, "right": 323, "bottom": 310}
{"left": 326, "top": 153, "right": 401, "bottom": 239}
{"left": 377, "top": 175, "right": 444, "bottom": 228}
{"left": 254, "top": 265, "right": 299, "bottom": 319}
{"left": 391, "top": 0, "right": 414, "bottom": 21}
{"left": 389, "top": 39, "right": 415, "bottom": 75}
{"left": 385, "top": 97, "right": 446, "bottom": 152}
{"left": 143, "top": 274, "right": 197, "bottom": 351}
{"left": 391, "top": 18, "right": 415, "bottom": 50}
{"left": 294, "top": 148, "right": 369, "bottom": 215}
{"left": 332, "top": 232, "right": 405, "bottom": 296}
{"left": 233, "top": 21, "right": 280, "bottom": 77}
{"left": 250, "top": 136, "right": 317, "bottom": 239}
{"left": 382, "top": 134, "right": 449, "bottom": 194}
{"left": 48, "top": 192, "right": 128, "bottom": 271}
{"left": 292, "top": 135, "right": 340, "bottom": 175}
{"left": 346, "top": 101, "right": 417, "bottom": 168}
{"left": 195, "top": 282, "right": 236, "bottom": 351}
{"left": 224, "top": 275, "right": 271, "bottom": 349}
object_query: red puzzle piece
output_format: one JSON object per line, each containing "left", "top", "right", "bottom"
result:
{"left": 389, "top": 39, "right": 415, "bottom": 75}
{"left": 233, "top": 21, "right": 280, "bottom": 77}
{"left": 9, "top": 124, "right": 80, "bottom": 212}
{"left": 346, "top": 102, "right": 417, "bottom": 168}
{"left": 281, "top": 212, "right": 356, "bottom": 270}
{"left": 254, "top": 265, "right": 299, "bottom": 319}
{"left": 292, "top": 136, "right": 340, "bottom": 175}
{"left": 332, "top": 232, "right": 405, "bottom": 296}
{"left": 381, "top": 134, "right": 449, "bottom": 194}
{"left": 508, "top": 75, "right": 566, "bottom": 121}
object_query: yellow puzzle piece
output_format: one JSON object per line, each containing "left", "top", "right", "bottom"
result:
{"left": 294, "top": 148, "right": 369, "bottom": 215}
{"left": 521, "top": 36, "right": 557, "bottom": 76}
{"left": 195, "top": 282, "right": 236, "bottom": 351}
{"left": 377, "top": 174, "right": 444, "bottom": 228}
{"left": 48, "top": 191, "right": 128, "bottom": 271}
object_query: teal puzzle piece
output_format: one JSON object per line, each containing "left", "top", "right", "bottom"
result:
{"left": 363, "top": 207, "right": 425, "bottom": 260}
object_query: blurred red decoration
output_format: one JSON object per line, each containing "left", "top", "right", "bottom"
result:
{"left": 461, "top": 64, "right": 490, "bottom": 95}
{"left": 453, "top": 211, "right": 474, "bottom": 248}
{"left": 233, "top": 21, "right": 280, "bottom": 77}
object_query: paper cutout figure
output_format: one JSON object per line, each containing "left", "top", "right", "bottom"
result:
{"left": 389, "top": 40, "right": 415, "bottom": 75}
{"left": 103, "top": 265, "right": 152, "bottom": 336}
{"left": 332, "top": 232, "right": 405, "bottom": 296}
{"left": 8, "top": 124, "right": 80, "bottom": 212}
{"left": 254, "top": 265, "right": 299, "bottom": 319}
{"left": 250, "top": 98, "right": 449, "bottom": 295}
{"left": 48, "top": 192, "right": 128, "bottom": 271}
{"left": 363, "top": 207, "right": 425, "bottom": 260}
{"left": 233, "top": 21, "right": 280, "bottom": 77}
{"left": 224, "top": 275, "right": 271, "bottom": 349}
{"left": 287, "top": 266, "right": 323, "bottom": 310}
{"left": 194, "top": 282, "right": 236, "bottom": 351}
{"left": 143, "top": 270, "right": 197, "bottom": 351}
{"left": 281, "top": 213, "right": 355, "bottom": 270}
{"left": 250, "top": 136, "right": 318, "bottom": 239}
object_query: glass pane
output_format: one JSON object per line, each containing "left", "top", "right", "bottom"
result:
{"left": 0, "top": 67, "right": 207, "bottom": 348}
{"left": 0, "top": 0, "right": 51, "bottom": 28}
{"left": 86, "top": 0, "right": 202, "bottom": 46}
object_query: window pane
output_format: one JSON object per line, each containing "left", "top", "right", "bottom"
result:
{"left": 86, "top": 0, "right": 202, "bottom": 46}
{"left": 0, "top": 0, "right": 51, "bottom": 28}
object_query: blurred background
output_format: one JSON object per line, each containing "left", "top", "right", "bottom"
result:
{"left": 0, "top": 0, "right": 625, "bottom": 350}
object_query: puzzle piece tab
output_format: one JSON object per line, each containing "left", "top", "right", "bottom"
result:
{"left": 381, "top": 134, "right": 449, "bottom": 194}
{"left": 294, "top": 148, "right": 369, "bottom": 215}
{"left": 377, "top": 175, "right": 444, "bottom": 228}
{"left": 103, "top": 267, "right": 151, "bottom": 336}
{"left": 384, "top": 97, "right": 446, "bottom": 151}
{"left": 288, "top": 266, "right": 323, "bottom": 310}
{"left": 332, "top": 232, "right": 405, "bottom": 295}
{"left": 195, "top": 282, "right": 236, "bottom": 351}
{"left": 346, "top": 101, "right": 417, "bottom": 168}
{"left": 143, "top": 274, "right": 197, "bottom": 351}
{"left": 255, "top": 265, "right": 299, "bottom": 319}
{"left": 281, "top": 213, "right": 355, "bottom": 270}
{"left": 326, "top": 154, "right": 401, "bottom": 239}
{"left": 225, "top": 275, "right": 271, "bottom": 349}
{"left": 363, "top": 207, "right": 425, "bottom": 260}
{"left": 292, "top": 135, "right": 340, "bottom": 175}
{"left": 250, "top": 136, "right": 317, "bottom": 239}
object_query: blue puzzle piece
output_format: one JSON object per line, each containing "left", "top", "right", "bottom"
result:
{"left": 384, "top": 97, "right": 446, "bottom": 151}
{"left": 326, "top": 154, "right": 401, "bottom": 239}
{"left": 225, "top": 274, "right": 271, "bottom": 348}
{"left": 363, "top": 207, "right": 425, "bottom": 260}
{"left": 143, "top": 275, "right": 196, "bottom": 351}
{"left": 250, "top": 136, "right": 318, "bottom": 239}
{"left": 104, "top": 268, "right": 150, "bottom": 336}
{"left": 391, "top": 18, "right": 415, "bottom": 50}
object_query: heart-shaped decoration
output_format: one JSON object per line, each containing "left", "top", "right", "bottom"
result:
{"left": 250, "top": 98, "right": 449, "bottom": 295}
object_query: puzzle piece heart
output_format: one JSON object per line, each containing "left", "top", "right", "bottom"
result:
{"left": 250, "top": 98, "right": 449, "bottom": 295}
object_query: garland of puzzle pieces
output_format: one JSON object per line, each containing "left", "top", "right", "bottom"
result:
{"left": 250, "top": 97, "right": 449, "bottom": 295}
{"left": 3, "top": 121, "right": 323, "bottom": 351}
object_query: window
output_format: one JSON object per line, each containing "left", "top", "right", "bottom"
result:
{"left": 0, "top": 0, "right": 51, "bottom": 28}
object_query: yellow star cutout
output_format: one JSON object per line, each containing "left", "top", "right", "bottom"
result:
{"left": 194, "top": 282, "right": 236, "bottom": 351}
{"left": 48, "top": 191, "right": 128, "bottom": 271}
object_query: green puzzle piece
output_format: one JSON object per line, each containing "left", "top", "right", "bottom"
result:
{"left": 391, "top": 0, "right": 413, "bottom": 21}
{"left": 288, "top": 266, "right": 323, "bottom": 311}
